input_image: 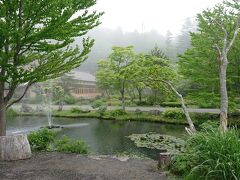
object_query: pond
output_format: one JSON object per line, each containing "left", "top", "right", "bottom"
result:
{"left": 7, "top": 116, "right": 186, "bottom": 159}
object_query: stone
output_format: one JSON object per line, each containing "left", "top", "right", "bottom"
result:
{"left": 158, "top": 152, "right": 171, "bottom": 170}
{"left": 0, "top": 134, "right": 32, "bottom": 161}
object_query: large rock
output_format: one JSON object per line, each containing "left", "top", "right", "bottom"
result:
{"left": 0, "top": 134, "right": 32, "bottom": 161}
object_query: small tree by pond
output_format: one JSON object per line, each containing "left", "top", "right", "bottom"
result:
{"left": 0, "top": 0, "right": 103, "bottom": 160}
{"left": 96, "top": 46, "right": 135, "bottom": 110}
{"left": 0, "top": 0, "right": 103, "bottom": 136}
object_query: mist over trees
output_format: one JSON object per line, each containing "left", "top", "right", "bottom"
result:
{"left": 77, "top": 18, "right": 197, "bottom": 73}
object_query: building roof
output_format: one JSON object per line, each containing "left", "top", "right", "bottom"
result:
{"left": 69, "top": 71, "right": 96, "bottom": 82}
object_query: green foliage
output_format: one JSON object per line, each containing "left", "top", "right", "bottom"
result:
{"left": 63, "top": 95, "right": 77, "bottom": 105}
{"left": 109, "top": 109, "right": 127, "bottom": 117}
{"left": 6, "top": 108, "right": 18, "bottom": 117}
{"left": 162, "top": 108, "right": 185, "bottom": 120}
{"left": 70, "top": 107, "right": 90, "bottom": 114}
{"left": 92, "top": 99, "right": 104, "bottom": 109}
{"left": 178, "top": 0, "right": 240, "bottom": 109}
{"left": 28, "top": 128, "right": 57, "bottom": 151}
{"left": 187, "top": 93, "right": 220, "bottom": 108}
{"left": 28, "top": 128, "right": 88, "bottom": 154}
{"left": 97, "top": 106, "right": 107, "bottom": 116}
{"left": 160, "top": 102, "right": 182, "bottom": 108}
{"left": 0, "top": 0, "right": 103, "bottom": 107}
{"left": 55, "top": 136, "right": 88, "bottom": 154}
{"left": 171, "top": 122, "right": 240, "bottom": 179}
{"left": 150, "top": 44, "right": 169, "bottom": 59}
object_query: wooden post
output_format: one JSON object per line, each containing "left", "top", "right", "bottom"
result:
{"left": 0, "top": 134, "right": 32, "bottom": 161}
{"left": 158, "top": 152, "right": 171, "bottom": 170}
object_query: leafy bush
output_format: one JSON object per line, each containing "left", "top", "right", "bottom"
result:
{"left": 70, "top": 107, "right": 81, "bottom": 113}
{"left": 28, "top": 129, "right": 89, "bottom": 154}
{"left": 70, "top": 107, "right": 90, "bottom": 114}
{"left": 109, "top": 109, "right": 127, "bottom": 117}
{"left": 28, "top": 128, "right": 56, "bottom": 151}
{"left": 187, "top": 92, "right": 219, "bottom": 108}
{"left": 55, "top": 136, "right": 88, "bottom": 154}
{"left": 91, "top": 99, "right": 104, "bottom": 109}
{"left": 63, "top": 95, "right": 76, "bottom": 104}
{"left": 6, "top": 108, "right": 18, "bottom": 117}
{"left": 162, "top": 108, "right": 185, "bottom": 120}
{"left": 171, "top": 122, "right": 240, "bottom": 179}
{"left": 160, "top": 102, "right": 182, "bottom": 108}
{"left": 97, "top": 106, "right": 107, "bottom": 116}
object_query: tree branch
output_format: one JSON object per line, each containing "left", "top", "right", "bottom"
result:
{"left": 226, "top": 14, "right": 240, "bottom": 53}
{"left": 6, "top": 82, "right": 34, "bottom": 109}
{"left": 146, "top": 78, "right": 196, "bottom": 134}
{"left": 162, "top": 80, "right": 196, "bottom": 134}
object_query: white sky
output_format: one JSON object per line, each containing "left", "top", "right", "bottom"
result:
{"left": 93, "top": 0, "right": 224, "bottom": 35}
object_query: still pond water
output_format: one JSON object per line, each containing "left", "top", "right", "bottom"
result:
{"left": 7, "top": 116, "right": 186, "bottom": 159}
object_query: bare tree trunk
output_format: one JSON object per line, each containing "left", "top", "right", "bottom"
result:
{"left": 120, "top": 82, "right": 125, "bottom": 111}
{"left": 0, "top": 81, "right": 6, "bottom": 136}
{"left": 0, "top": 103, "right": 6, "bottom": 136}
{"left": 137, "top": 88, "right": 142, "bottom": 103}
{"left": 165, "top": 81, "right": 196, "bottom": 134}
{"left": 214, "top": 14, "right": 239, "bottom": 133}
{"left": 219, "top": 60, "right": 228, "bottom": 133}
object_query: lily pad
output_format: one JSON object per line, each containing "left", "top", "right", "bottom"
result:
{"left": 127, "top": 132, "right": 185, "bottom": 154}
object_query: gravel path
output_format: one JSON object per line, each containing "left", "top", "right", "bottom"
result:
{"left": 0, "top": 152, "right": 167, "bottom": 180}
{"left": 13, "top": 104, "right": 220, "bottom": 114}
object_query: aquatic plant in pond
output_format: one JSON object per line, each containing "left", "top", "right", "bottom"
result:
{"left": 128, "top": 133, "right": 185, "bottom": 154}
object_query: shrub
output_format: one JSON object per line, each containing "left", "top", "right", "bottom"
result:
{"left": 70, "top": 107, "right": 81, "bottom": 113}
{"left": 162, "top": 108, "right": 185, "bottom": 120}
{"left": 171, "top": 122, "right": 240, "bottom": 179}
{"left": 28, "top": 128, "right": 57, "bottom": 151}
{"left": 6, "top": 108, "right": 18, "bottom": 117}
{"left": 97, "top": 106, "right": 107, "bottom": 116}
{"left": 63, "top": 95, "right": 76, "bottom": 104}
{"left": 187, "top": 92, "right": 219, "bottom": 108}
{"left": 109, "top": 109, "right": 127, "bottom": 117}
{"left": 28, "top": 129, "right": 89, "bottom": 154}
{"left": 55, "top": 136, "right": 88, "bottom": 154}
{"left": 160, "top": 102, "right": 182, "bottom": 108}
{"left": 91, "top": 99, "right": 104, "bottom": 109}
{"left": 70, "top": 107, "right": 90, "bottom": 114}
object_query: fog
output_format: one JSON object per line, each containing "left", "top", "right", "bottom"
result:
{"left": 75, "top": 0, "right": 223, "bottom": 73}
{"left": 77, "top": 18, "right": 196, "bottom": 73}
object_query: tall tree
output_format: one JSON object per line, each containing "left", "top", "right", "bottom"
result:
{"left": 0, "top": 0, "right": 103, "bottom": 136}
{"left": 179, "top": 0, "right": 240, "bottom": 132}
{"left": 203, "top": 1, "right": 240, "bottom": 132}
{"left": 96, "top": 46, "right": 135, "bottom": 110}
{"left": 150, "top": 44, "right": 169, "bottom": 59}
{"left": 133, "top": 54, "right": 196, "bottom": 133}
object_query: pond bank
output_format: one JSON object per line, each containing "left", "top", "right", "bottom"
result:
{"left": 0, "top": 152, "right": 167, "bottom": 180}
{"left": 17, "top": 109, "right": 220, "bottom": 126}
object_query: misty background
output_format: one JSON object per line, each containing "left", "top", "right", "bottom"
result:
{"left": 77, "top": 18, "right": 196, "bottom": 73}
{"left": 74, "top": 0, "right": 223, "bottom": 74}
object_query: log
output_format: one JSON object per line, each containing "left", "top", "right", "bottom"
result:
{"left": 158, "top": 152, "right": 171, "bottom": 169}
{"left": 0, "top": 134, "right": 32, "bottom": 161}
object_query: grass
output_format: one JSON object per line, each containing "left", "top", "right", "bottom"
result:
{"left": 170, "top": 122, "right": 240, "bottom": 179}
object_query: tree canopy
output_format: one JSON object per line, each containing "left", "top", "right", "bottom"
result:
{"left": 0, "top": 0, "right": 103, "bottom": 135}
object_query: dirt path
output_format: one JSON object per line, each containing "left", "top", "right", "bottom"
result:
{"left": 0, "top": 152, "right": 167, "bottom": 180}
